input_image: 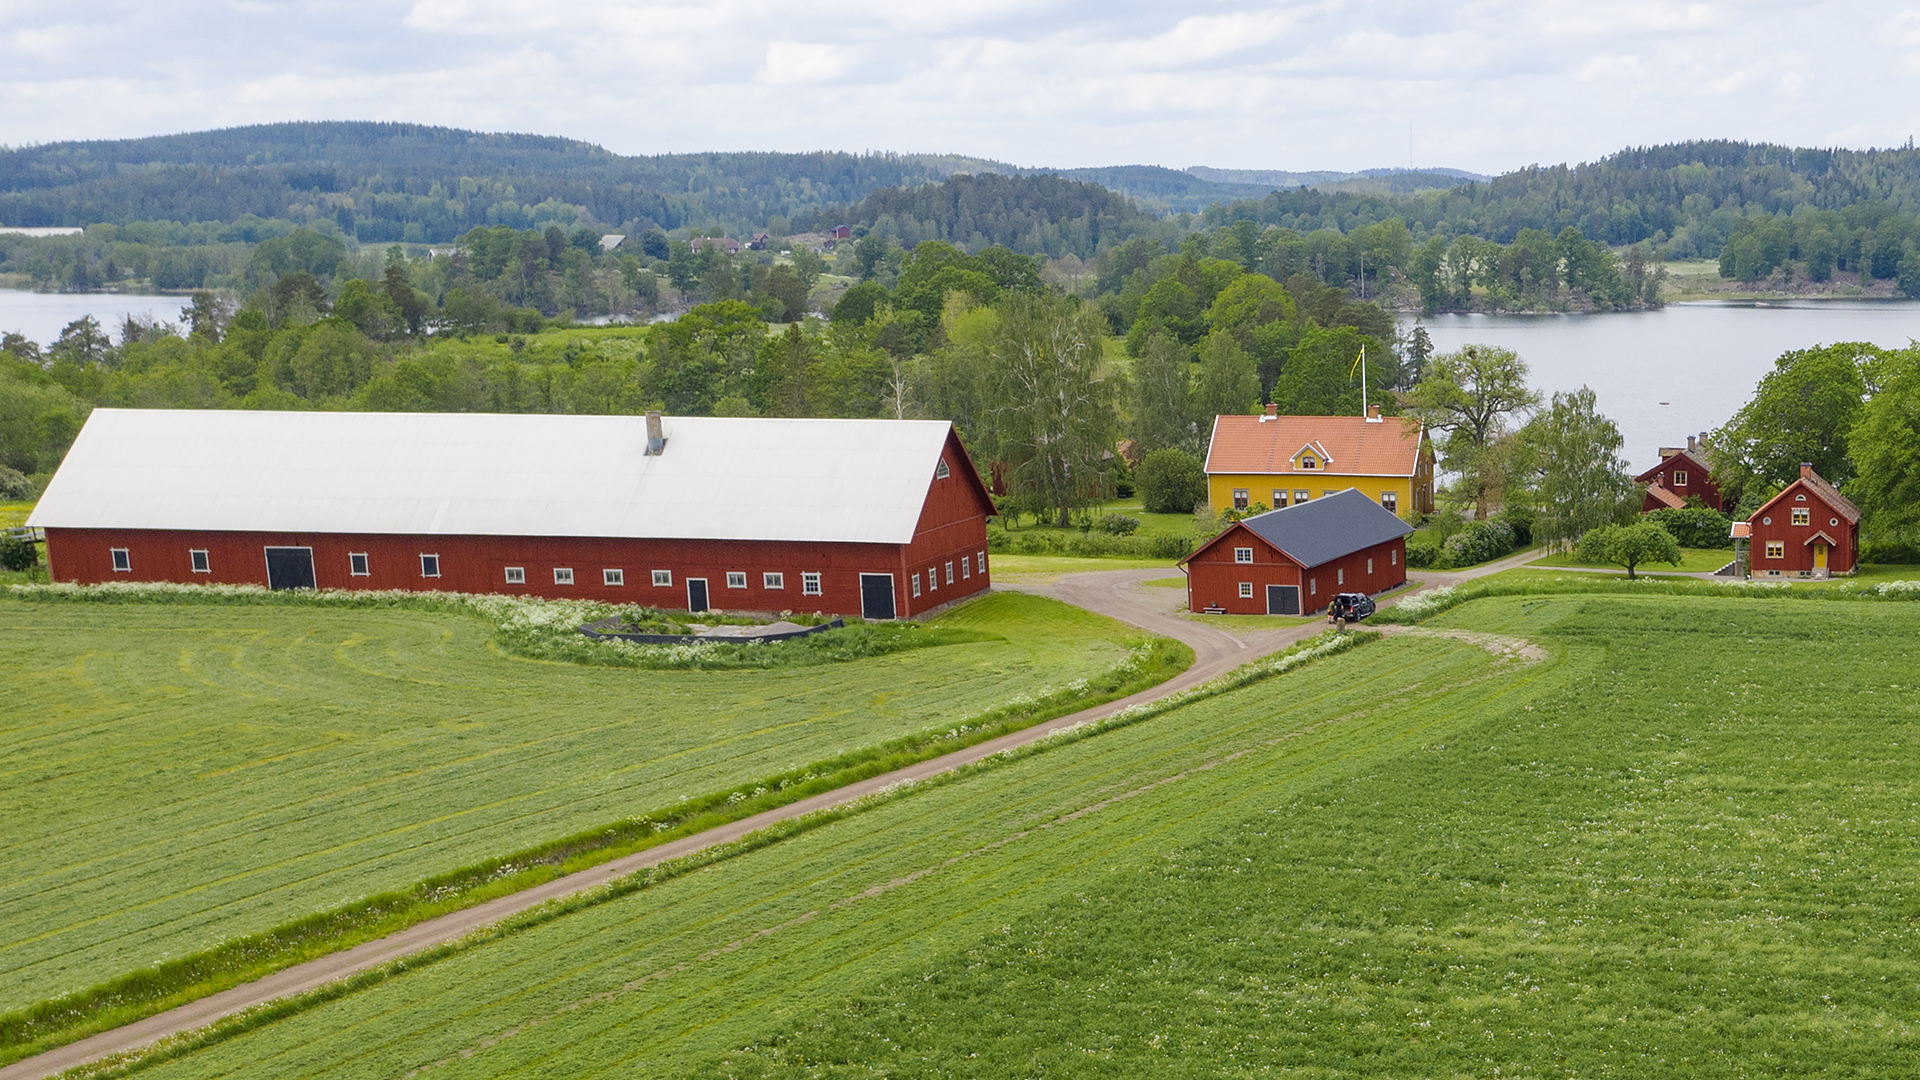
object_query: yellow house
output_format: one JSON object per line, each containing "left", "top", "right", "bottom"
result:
{"left": 1205, "top": 405, "right": 1434, "bottom": 522}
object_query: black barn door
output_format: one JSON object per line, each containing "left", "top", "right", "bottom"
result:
{"left": 1266, "top": 584, "right": 1300, "bottom": 615}
{"left": 686, "top": 578, "right": 709, "bottom": 614}
{"left": 264, "top": 547, "right": 315, "bottom": 590}
{"left": 860, "top": 573, "right": 897, "bottom": 620}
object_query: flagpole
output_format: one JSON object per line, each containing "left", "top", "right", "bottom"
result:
{"left": 1361, "top": 344, "right": 1367, "bottom": 417}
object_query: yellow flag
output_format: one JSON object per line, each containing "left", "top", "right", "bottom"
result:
{"left": 1349, "top": 350, "right": 1364, "bottom": 379}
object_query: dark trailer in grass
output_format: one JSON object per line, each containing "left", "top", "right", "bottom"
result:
{"left": 29, "top": 409, "right": 996, "bottom": 620}
{"left": 1181, "top": 488, "right": 1412, "bottom": 615}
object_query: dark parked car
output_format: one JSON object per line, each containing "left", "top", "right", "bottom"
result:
{"left": 1327, "top": 592, "right": 1375, "bottom": 622}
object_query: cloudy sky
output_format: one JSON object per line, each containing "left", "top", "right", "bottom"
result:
{"left": 3, "top": 1, "right": 1916, "bottom": 173}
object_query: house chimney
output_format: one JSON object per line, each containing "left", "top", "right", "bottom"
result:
{"left": 1366, "top": 403, "right": 1382, "bottom": 423}
{"left": 1800, "top": 462, "right": 1813, "bottom": 480}
{"left": 645, "top": 411, "right": 666, "bottom": 455}
{"left": 1687, "top": 435, "right": 1697, "bottom": 453}
{"left": 1263, "top": 403, "right": 1277, "bottom": 420}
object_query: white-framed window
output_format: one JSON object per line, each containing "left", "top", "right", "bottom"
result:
{"left": 652, "top": 569, "right": 672, "bottom": 587}
{"left": 1337, "top": 568, "right": 1345, "bottom": 586}
{"left": 961, "top": 555, "right": 971, "bottom": 579}
{"left": 1239, "top": 582, "right": 1253, "bottom": 598}
{"left": 1232, "top": 488, "right": 1249, "bottom": 510}
{"left": 1309, "top": 578, "right": 1317, "bottom": 595}
{"left": 1831, "top": 517, "right": 1840, "bottom": 527}
{"left": 1765, "top": 541, "right": 1785, "bottom": 560}
{"left": 927, "top": 567, "right": 938, "bottom": 591}
{"left": 1294, "top": 489, "right": 1309, "bottom": 504}
{"left": 1234, "top": 547, "right": 1254, "bottom": 564}
{"left": 1322, "top": 490, "right": 1336, "bottom": 497}
{"left": 111, "top": 548, "right": 130, "bottom": 572}
{"left": 349, "top": 552, "right": 370, "bottom": 576}
{"left": 420, "top": 554, "right": 441, "bottom": 578}
{"left": 190, "top": 549, "right": 210, "bottom": 574}
{"left": 726, "top": 571, "right": 748, "bottom": 589}
{"left": 1367, "top": 558, "right": 1373, "bottom": 575}
{"left": 1300, "top": 455, "right": 1317, "bottom": 470}
{"left": 603, "top": 569, "right": 625, "bottom": 586}
{"left": 1762, "top": 516, "right": 1772, "bottom": 526}
{"left": 1391, "top": 549, "right": 1398, "bottom": 566}
{"left": 935, "top": 459, "right": 950, "bottom": 479}
{"left": 912, "top": 572, "right": 922, "bottom": 597}
{"left": 553, "top": 567, "right": 574, "bottom": 585}
{"left": 978, "top": 550, "right": 987, "bottom": 574}
{"left": 764, "top": 572, "right": 784, "bottom": 589}
{"left": 1792, "top": 508, "right": 1810, "bottom": 526}
{"left": 1381, "top": 492, "right": 1397, "bottom": 514}
{"left": 1673, "top": 469, "right": 1689, "bottom": 487}
{"left": 504, "top": 566, "right": 525, "bottom": 584}
{"left": 802, "top": 572, "right": 822, "bottom": 596}
{"left": 945, "top": 561, "right": 954, "bottom": 584}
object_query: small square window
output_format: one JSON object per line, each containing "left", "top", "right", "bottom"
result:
{"left": 111, "top": 548, "right": 130, "bottom": 572}
{"left": 1273, "top": 490, "right": 1288, "bottom": 508}
{"left": 504, "top": 566, "right": 525, "bottom": 584}
{"left": 1381, "top": 492, "right": 1397, "bottom": 514}
{"left": 553, "top": 567, "right": 574, "bottom": 585}
{"left": 1232, "top": 488, "right": 1249, "bottom": 510}
{"left": 802, "top": 572, "right": 822, "bottom": 596}
{"left": 349, "top": 552, "right": 370, "bottom": 576}
{"left": 961, "top": 555, "right": 971, "bottom": 579}
{"left": 1234, "top": 547, "right": 1254, "bottom": 564}
{"left": 420, "top": 554, "right": 441, "bottom": 578}
{"left": 945, "top": 561, "right": 954, "bottom": 585}
{"left": 726, "top": 571, "right": 748, "bottom": 589}
{"left": 1301, "top": 456, "right": 1316, "bottom": 469}
{"left": 652, "top": 570, "right": 672, "bottom": 587}
{"left": 1239, "top": 582, "right": 1254, "bottom": 598}
{"left": 1294, "top": 490, "right": 1309, "bottom": 503}
{"left": 1792, "top": 508, "right": 1810, "bottom": 526}
{"left": 1673, "top": 470, "right": 1689, "bottom": 487}
{"left": 190, "top": 549, "right": 210, "bottom": 574}
{"left": 935, "top": 459, "right": 950, "bottom": 479}
{"left": 912, "top": 572, "right": 922, "bottom": 597}
{"left": 603, "top": 569, "right": 625, "bottom": 586}
{"left": 764, "top": 572, "right": 785, "bottom": 589}
{"left": 1765, "top": 541, "right": 1785, "bottom": 560}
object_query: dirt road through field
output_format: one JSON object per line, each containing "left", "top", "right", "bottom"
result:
{"left": 2, "top": 551, "right": 1537, "bottom": 1080}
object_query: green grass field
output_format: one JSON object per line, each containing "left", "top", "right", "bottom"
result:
{"left": 0, "top": 502, "right": 30, "bottom": 529}
{"left": 0, "top": 590, "right": 1147, "bottom": 1013}
{"left": 110, "top": 590, "right": 1920, "bottom": 1076}
{"left": 986, "top": 554, "right": 1175, "bottom": 581}
{"left": 1531, "top": 545, "right": 1734, "bottom": 573}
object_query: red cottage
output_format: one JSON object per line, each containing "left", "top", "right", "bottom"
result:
{"left": 1180, "top": 488, "right": 1412, "bottom": 615}
{"left": 1635, "top": 436, "right": 1724, "bottom": 513}
{"left": 29, "top": 409, "right": 995, "bottom": 620}
{"left": 1739, "top": 463, "right": 1861, "bottom": 579}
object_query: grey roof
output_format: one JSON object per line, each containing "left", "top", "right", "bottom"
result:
{"left": 30, "top": 409, "right": 962, "bottom": 544}
{"left": 1232, "top": 488, "right": 1413, "bottom": 568}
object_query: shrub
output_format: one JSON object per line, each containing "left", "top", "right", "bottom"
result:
{"left": 1444, "top": 519, "right": 1516, "bottom": 566}
{"left": 0, "top": 465, "right": 36, "bottom": 500}
{"left": 0, "top": 535, "right": 34, "bottom": 571}
{"left": 1148, "top": 535, "right": 1193, "bottom": 560}
{"left": 1645, "top": 506, "right": 1733, "bottom": 549}
{"left": 1094, "top": 514, "right": 1141, "bottom": 536}
{"left": 1861, "top": 535, "right": 1920, "bottom": 566}
{"left": 1403, "top": 543, "right": 1437, "bottom": 569}
{"left": 1492, "top": 506, "right": 1534, "bottom": 548}
{"left": 1135, "top": 449, "right": 1208, "bottom": 515}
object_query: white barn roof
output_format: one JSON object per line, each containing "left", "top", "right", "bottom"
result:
{"left": 30, "top": 409, "right": 961, "bottom": 545}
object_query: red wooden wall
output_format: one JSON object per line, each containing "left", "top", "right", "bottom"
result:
{"left": 1746, "top": 481, "right": 1857, "bottom": 576}
{"left": 1184, "top": 522, "right": 1406, "bottom": 615}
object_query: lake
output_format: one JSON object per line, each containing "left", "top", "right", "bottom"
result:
{"left": 0, "top": 290, "right": 191, "bottom": 350}
{"left": 1403, "top": 301, "right": 1920, "bottom": 472}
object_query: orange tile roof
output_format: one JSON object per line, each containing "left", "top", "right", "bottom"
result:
{"left": 1645, "top": 482, "right": 1687, "bottom": 509}
{"left": 1205, "top": 414, "right": 1425, "bottom": 477}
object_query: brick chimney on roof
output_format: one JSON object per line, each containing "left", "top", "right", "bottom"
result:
{"left": 1801, "top": 462, "right": 1813, "bottom": 479}
{"left": 1687, "top": 435, "right": 1697, "bottom": 453}
{"left": 1262, "top": 403, "right": 1277, "bottom": 421}
{"left": 1366, "top": 403, "right": 1382, "bottom": 423}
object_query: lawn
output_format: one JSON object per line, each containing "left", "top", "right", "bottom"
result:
{"left": 0, "top": 590, "right": 1149, "bottom": 1014}
{"left": 109, "top": 591, "right": 1920, "bottom": 1078}
{"left": 1531, "top": 545, "right": 1734, "bottom": 573}
{"left": 0, "top": 502, "right": 30, "bottom": 529}
{"left": 986, "top": 554, "right": 1175, "bottom": 581}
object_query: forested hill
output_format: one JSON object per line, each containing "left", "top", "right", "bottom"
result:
{"left": 0, "top": 122, "right": 1012, "bottom": 242}
{"left": 796, "top": 174, "right": 1155, "bottom": 260}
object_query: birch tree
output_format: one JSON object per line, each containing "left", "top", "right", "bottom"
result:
{"left": 986, "top": 294, "right": 1119, "bottom": 526}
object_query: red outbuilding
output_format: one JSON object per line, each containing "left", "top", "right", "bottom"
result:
{"left": 1180, "top": 488, "right": 1412, "bottom": 615}
{"left": 1635, "top": 436, "right": 1725, "bottom": 513}
{"left": 1739, "top": 463, "right": 1860, "bottom": 579}
{"left": 29, "top": 409, "right": 996, "bottom": 620}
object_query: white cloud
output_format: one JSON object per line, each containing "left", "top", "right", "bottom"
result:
{"left": 0, "top": 0, "right": 1914, "bottom": 171}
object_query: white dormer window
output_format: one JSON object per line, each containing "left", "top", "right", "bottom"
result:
{"left": 1300, "top": 455, "right": 1317, "bottom": 469}
{"left": 935, "top": 459, "right": 950, "bottom": 479}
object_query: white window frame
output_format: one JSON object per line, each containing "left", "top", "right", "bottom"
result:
{"left": 111, "top": 547, "right": 130, "bottom": 572}
{"left": 1672, "top": 469, "right": 1688, "bottom": 487}
{"left": 945, "top": 561, "right": 954, "bottom": 585}
{"left": 1310, "top": 578, "right": 1317, "bottom": 595}
{"left": 420, "top": 554, "right": 441, "bottom": 578}
{"left": 1765, "top": 541, "right": 1785, "bottom": 560}
{"left": 978, "top": 550, "right": 987, "bottom": 575}
{"left": 504, "top": 566, "right": 526, "bottom": 584}
{"left": 1300, "top": 455, "right": 1317, "bottom": 470}
{"left": 1337, "top": 568, "right": 1345, "bottom": 586}
{"left": 349, "top": 552, "right": 370, "bottom": 577}
{"left": 652, "top": 569, "right": 672, "bottom": 587}
{"left": 763, "top": 572, "right": 784, "bottom": 590}
{"left": 1239, "top": 582, "right": 1253, "bottom": 599}
{"left": 1234, "top": 547, "right": 1254, "bottom": 564}
{"left": 1367, "top": 558, "right": 1374, "bottom": 575}
{"left": 603, "top": 569, "right": 625, "bottom": 586}
{"left": 961, "top": 555, "right": 971, "bottom": 579}
{"left": 726, "top": 571, "right": 748, "bottom": 589}
{"left": 553, "top": 567, "right": 574, "bottom": 585}
{"left": 189, "top": 549, "right": 211, "bottom": 574}
{"left": 935, "top": 459, "right": 950, "bottom": 479}
{"left": 1381, "top": 492, "right": 1397, "bottom": 514}
{"left": 1391, "top": 549, "right": 1398, "bottom": 566}
{"left": 1294, "top": 489, "right": 1309, "bottom": 504}
{"left": 911, "top": 572, "right": 922, "bottom": 597}
{"left": 927, "top": 567, "right": 938, "bottom": 591}
{"left": 1272, "top": 489, "right": 1288, "bottom": 508}
{"left": 1232, "top": 488, "right": 1249, "bottom": 510}
{"left": 802, "top": 572, "right": 822, "bottom": 596}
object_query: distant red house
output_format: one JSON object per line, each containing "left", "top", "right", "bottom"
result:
{"left": 1180, "top": 489, "right": 1410, "bottom": 615}
{"left": 1740, "top": 464, "right": 1860, "bottom": 578}
{"left": 748, "top": 233, "right": 770, "bottom": 250}
{"left": 830, "top": 225, "right": 852, "bottom": 240}
{"left": 1636, "top": 436, "right": 1724, "bottom": 512}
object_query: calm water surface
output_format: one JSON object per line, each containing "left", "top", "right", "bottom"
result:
{"left": 1404, "top": 301, "right": 1920, "bottom": 471}
{"left": 0, "top": 290, "right": 188, "bottom": 349}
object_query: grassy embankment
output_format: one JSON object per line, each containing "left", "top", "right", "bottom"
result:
{"left": 87, "top": 585, "right": 1920, "bottom": 1077}
{"left": 0, "top": 589, "right": 1189, "bottom": 1063}
{"left": 1530, "top": 545, "right": 1734, "bottom": 573}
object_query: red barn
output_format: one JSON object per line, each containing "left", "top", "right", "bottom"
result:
{"left": 1739, "top": 463, "right": 1861, "bottom": 579}
{"left": 1180, "top": 489, "right": 1412, "bottom": 615}
{"left": 1635, "top": 436, "right": 1724, "bottom": 512}
{"left": 29, "top": 409, "right": 995, "bottom": 620}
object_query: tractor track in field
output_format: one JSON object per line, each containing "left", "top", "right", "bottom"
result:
{"left": 1, "top": 549, "right": 1543, "bottom": 1080}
